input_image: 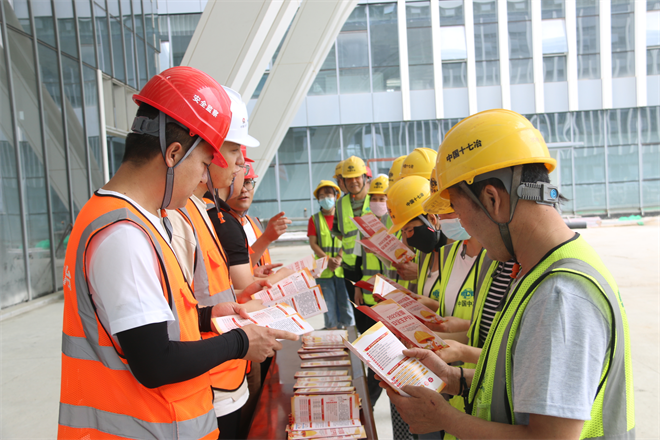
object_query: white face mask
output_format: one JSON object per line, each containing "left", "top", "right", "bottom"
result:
{"left": 439, "top": 218, "right": 471, "bottom": 241}
{"left": 369, "top": 201, "right": 388, "bottom": 217}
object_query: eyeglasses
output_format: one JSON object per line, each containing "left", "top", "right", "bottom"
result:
{"left": 244, "top": 179, "right": 256, "bottom": 190}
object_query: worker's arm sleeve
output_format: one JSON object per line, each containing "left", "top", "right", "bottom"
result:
{"left": 116, "top": 322, "right": 249, "bottom": 389}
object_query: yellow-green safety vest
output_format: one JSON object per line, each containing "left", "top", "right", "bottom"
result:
{"left": 335, "top": 194, "right": 371, "bottom": 268}
{"left": 467, "top": 235, "right": 635, "bottom": 439}
{"left": 312, "top": 212, "right": 343, "bottom": 279}
{"left": 436, "top": 240, "right": 482, "bottom": 321}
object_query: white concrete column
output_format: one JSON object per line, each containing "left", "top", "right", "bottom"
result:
{"left": 464, "top": 0, "right": 478, "bottom": 114}
{"left": 600, "top": 0, "right": 613, "bottom": 109}
{"left": 497, "top": 0, "right": 511, "bottom": 109}
{"left": 531, "top": 0, "right": 544, "bottom": 113}
{"left": 565, "top": 0, "right": 579, "bottom": 111}
{"left": 398, "top": 0, "right": 411, "bottom": 121}
{"left": 429, "top": 0, "right": 444, "bottom": 118}
{"left": 182, "top": 0, "right": 299, "bottom": 100}
{"left": 635, "top": 0, "right": 647, "bottom": 107}
{"left": 97, "top": 69, "right": 110, "bottom": 183}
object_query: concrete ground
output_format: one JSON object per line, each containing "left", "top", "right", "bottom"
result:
{"left": 1, "top": 224, "right": 658, "bottom": 439}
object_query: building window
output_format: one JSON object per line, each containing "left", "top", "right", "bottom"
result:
{"left": 611, "top": 0, "right": 635, "bottom": 77}
{"left": 440, "top": 1, "right": 467, "bottom": 88}
{"left": 647, "top": 6, "right": 660, "bottom": 75}
{"left": 576, "top": 0, "right": 600, "bottom": 79}
{"left": 473, "top": 0, "right": 500, "bottom": 86}
{"left": 508, "top": 0, "right": 534, "bottom": 84}
{"left": 542, "top": 10, "right": 568, "bottom": 82}
{"left": 369, "top": 4, "right": 400, "bottom": 92}
{"left": 337, "top": 6, "right": 370, "bottom": 94}
{"left": 406, "top": 1, "right": 434, "bottom": 90}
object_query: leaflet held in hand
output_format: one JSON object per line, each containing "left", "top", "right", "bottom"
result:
{"left": 372, "top": 275, "right": 446, "bottom": 326}
{"left": 251, "top": 269, "right": 328, "bottom": 319}
{"left": 356, "top": 299, "right": 448, "bottom": 351}
{"left": 212, "top": 303, "right": 314, "bottom": 336}
{"left": 352, "top": 213, "right": 415, "bottom": 264}
{"left": 286, "top": 255, "right": 329, "bottom": 278}
{"left": 343, "top": 322, "right": 445, "bottom": 397}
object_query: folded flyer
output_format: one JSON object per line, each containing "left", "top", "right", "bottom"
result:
{"left": 287, "top": 426, "right": 367, "bottom": 439}
{"left": 343, "top": 322, "right": 446, "bottom": 397}
{"left": 301, "top": 360, "right": 351, "bottom": 368}
{"left": 291, "top": 394, "right": 360, "bottom": 423}
{"left": 286, "top": 254, "right": 329, "bottom": 278}
{"left": 356, "top": 299, "right": 448, "bottom": 352}
{"left": 212, "top": 303, "right": 314, "bottom": 336}
{"left": 270, "top": 285, "right": 328, "bottom": 320}
{"left": 299, "top": 351, "right": 348, "bottom": 360}
{"left": 352, "top": 213, "right": 415, "bottom": 264}
{"left": 294, "top": 387, "right": 356, "bottom": 395}
{"left": 294, "top": 381, "right": 353, "bottom": 389}
{"left": 372, "top": 275, "right": 446, "bottom": 326}
{"left": 287, "top": 420, "right": 362, "bottom": 432}
{"left": 302, "top": 330, "right": 348, "bottom": 347}
{"left": 252, "top": 268, "right": 317, "bottom": 303}
{"left": 294, "top": 370, "right": 350, "bottom": 378}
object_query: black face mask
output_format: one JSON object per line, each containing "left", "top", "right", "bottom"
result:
{"left": 407, "top": 224, "right": 441, "bottom": 254}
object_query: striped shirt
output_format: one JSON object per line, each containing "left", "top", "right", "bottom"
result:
{"left": 479, "top": 260, "right": 516, "bottom": 346}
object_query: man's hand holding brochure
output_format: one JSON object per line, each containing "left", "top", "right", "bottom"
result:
{"left": 352, "top": 213, "right": 415, "bottom": 265}
{"left": 251, "top": 268, "right": 328, "bottom": 319}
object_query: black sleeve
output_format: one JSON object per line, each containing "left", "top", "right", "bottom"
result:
{"left": 116, "top": 322, "right": 249, "bottom": 389}
{"left": 208, "top": 207, "right": 250, "bottom": 266}
{"left": 198, "top": 305, "right": 213, "bottom": 333}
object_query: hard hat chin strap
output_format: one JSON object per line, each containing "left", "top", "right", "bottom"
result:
{"left": 458, "top": 165, "right": 523, "bottom": 260}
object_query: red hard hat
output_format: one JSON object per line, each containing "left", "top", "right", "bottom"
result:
{"left": 241, "top": 145, "right": 255, "bottom": 163}
{"left": 366, "top": 165, "right": 373, "bottom": 178}
{"left": 245, "top": 162, "right": 258, "bottom": 179}
{"left": 133, "top": 66, "right": 232, "bottom": 167}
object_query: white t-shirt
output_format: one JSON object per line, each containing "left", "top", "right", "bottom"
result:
{"left": 423, "top": 270, "right": 439, "bottom": 299}
{"left": 444, "top": 251, "right": 476, "bottom": 316}
{"left": 86, "top": 189, "right": 175, "bottom": 341}
{"left": 243, "top": 219, "right": 258, "bottom": 248}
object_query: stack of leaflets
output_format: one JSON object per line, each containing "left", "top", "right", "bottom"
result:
{"left": 286, "top": 254, "right": 330, "bottom": 278}
{"left": 288, "top": 330, "right": 366, "bottom": 439}
{"left": 212, "top": 303, "right": 314, "bottom": 336}
{"left": 352, "top": 213, "right": 415, "bottom": 265}
{"left": 343, "top": 322, "right": 446, "bottom": 397}
{"left": 251, "top": 269, "right": 328, "bottom": 319}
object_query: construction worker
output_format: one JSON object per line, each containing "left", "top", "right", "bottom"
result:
{"left": 384, "top": 109, "right": 635, "bottom": 439}
{"left": 165, "top": 86, "right": 281, "bottom": 439}
{"left": 358, "top": 174, "right": 397, "bottom": 304}
{"left": 58, "top": 67, "right": 297, "bottom": 439}
{"left": 308, "top": 180, "right": 355, "bottom": 330}
{"left": 388, "top": 155, "right": 406, "bottom": 185}
{"left": 334, "top": 160, "right": 347, "bottom": 194}
{"left": 331, "top": 156, "right": 371, "bottom": 325}
{"left": 391, "top": 149, "right": 438, "bottom": 294}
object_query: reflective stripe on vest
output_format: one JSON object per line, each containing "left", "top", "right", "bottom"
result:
{"left": 312, "top": 212, "right": 343, "bottom": 279}
{"left": 58, "top": 193, "right": 217, "bottom": 439}
{"left": 436, "top": 240, "right": 480, "bottom": 321}
{"left": 180, "top": 199, "right": 248, "bottom": 392}
{"left": 336, "top": 194, "right": 371, "bottom": 267}
{"left": 360, "top": 251, "right": 382, "bottom": 306}
{"left": 468, "top": 236, "right": 635, "bottom": 439}
{"left": 247, "top": 215, "right": 272, "bottom": 267}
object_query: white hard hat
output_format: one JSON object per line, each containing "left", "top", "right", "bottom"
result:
{"left": 221, "top": 86, "right": 260, "bottom": 148}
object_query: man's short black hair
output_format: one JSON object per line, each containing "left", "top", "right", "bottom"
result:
{"left": 464, "top": 163, "right": 568, "bottom": 203}
{"left": 122, "top": 103, "right": 197, "bottom": 166}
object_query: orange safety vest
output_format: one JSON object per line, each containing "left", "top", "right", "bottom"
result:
{"left": 58, "top": 193, "right": 217, "bottom": 439}
{"left": 179, "top": 198, "right": 249, "bottom": 391}
{"left": 246, "top": 215, "right": 272, "bottom": 267}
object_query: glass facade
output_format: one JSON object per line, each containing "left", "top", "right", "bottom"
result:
{"left": 611, "top": 0, "right": 635, "bottom": 78}
{"left": 252, "top": 107, "right": 660, "bottom": 220}
{"left": 0, "top": 0, "right": 158, "bottom": 309}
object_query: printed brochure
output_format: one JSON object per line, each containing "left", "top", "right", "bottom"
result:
{"left": 372, "top": 275, "right": 446, "bottom": 326}
{"left": 351, "top": 213, "right": 415, "bottom": 264}
{"left": 356, "top": 299, "right": 448, "bottom": 351}
{"left": 286, "top": 255, "right": 329, "bottom": 278}
{"left": 212, "top": 303, "right": 314, "bottom": 336}
{"left": 251, "top": 269, "right": 328, "bottom": 319}
{"left": 343, "top": 322, "right": 446, "bottom": 397}
{"left": 291, "top": 394, "right": 360, "bottom": 423}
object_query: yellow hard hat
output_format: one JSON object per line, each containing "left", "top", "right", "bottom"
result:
{"left": 342, "top": 156, "right": 367, "bottom": 178}
{"left": 388, "top": 156, "right": 407, "bottom": 184}
{"left": 368, "top": 174, "right": 389, "bottom": 195}
{"left": 399, "top": 148, "right": 437, "bottom": 180}
{"left": 386, "top": 175, "right": 430, "bottom": 234}
{"left": 314, "top": 180, "right": 341, "bottom": 199}
{"left": 423, "top": 165, "right": 454, "bottom": 214}
{"left": 333, "top": 161, "right": 344, "bottom": 179}
{"left": 436, "top": 109, "right": 556, "bottom": 198}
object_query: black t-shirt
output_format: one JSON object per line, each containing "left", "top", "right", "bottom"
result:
{"left": 207, "top": 195, "right": 250, "bottom": 266}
